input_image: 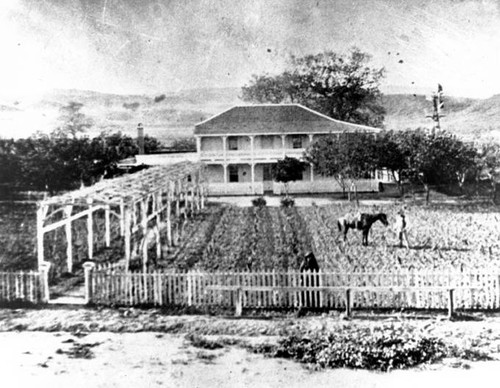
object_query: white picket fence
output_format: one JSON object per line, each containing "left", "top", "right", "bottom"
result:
{"left": 88, "top": 269, "right": 500, "bottom": 311}
{"left": 0, "top": 271, "right": 42, "bottom": 303}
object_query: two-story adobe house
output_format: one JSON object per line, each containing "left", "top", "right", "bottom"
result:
{"left": 194, "top": 104, "right": 390, "bottom": 196}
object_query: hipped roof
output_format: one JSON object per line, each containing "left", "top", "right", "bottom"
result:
{"left": 194, "top": 104, "right": 379, "bottom": 135}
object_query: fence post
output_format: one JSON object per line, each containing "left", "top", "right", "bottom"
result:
{"left": 83, "top": 261, "right": 96, "bottom": 304}
{"left": 498, "top": 275, "right": 500, "bottom": 309}
{"left": 235, "top": 287, "right": 243, "bottom": 317}
{"left": 187, "top": 271, "right": 193, "bottom": 307}
{"left": 345, "top": 288, "right": 352, "bottom": 317}
{"left": 448, "top": 288, "right": 455, "bottom": 319}
{"left": 39, "top": 261, "right": 51, "bottom": 303}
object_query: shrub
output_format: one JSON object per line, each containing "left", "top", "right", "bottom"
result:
{"left": 251, "top": 196, "right": 267, "bottom": 207}
{"left": 185, "top": 334, "right": 224, "bottom": 350}
{"left": 251, "top": 327, "right": 451, "bottom": 371}
{"left": 280, "top": 196, "right": 295, "bottom": 208}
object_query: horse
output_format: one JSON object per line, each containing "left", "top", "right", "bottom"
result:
{"left": 337, "top": 212, "right": 389, "bottom": 246}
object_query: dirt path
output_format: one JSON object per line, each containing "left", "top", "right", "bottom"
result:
{"left": 2, "top": 307, "right": 500, "bottom": 387}
{"left": 1, "top": 331, "right": 499, "bottom": 388}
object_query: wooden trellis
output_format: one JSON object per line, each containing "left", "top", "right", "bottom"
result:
{"left": 36, "top": 162, "right": 207, "bottom": 273}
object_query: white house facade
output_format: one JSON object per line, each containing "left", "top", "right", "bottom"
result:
{"left": 193, "top": 104, "right": 392, "bottom": 196}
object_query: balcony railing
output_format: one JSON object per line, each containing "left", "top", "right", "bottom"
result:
{"left": 207, "top": 182, "right": 264, "bottom": 195}
{"left": 200, "top": 148, "right": 305, "bottom": 162}
{"left": 205, "top": 178, "right": 381, "bottom": 196}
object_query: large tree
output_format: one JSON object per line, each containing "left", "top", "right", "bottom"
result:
{"left": 52, "top": 101, "right": 94, "bottom": 138}
{"left": 10, "top": 132, "right": 162, "bottom": 194}
{"left": 242, "top": 48, "right": 386, "bottom": 127}
{"left": 396, "top": 129, "right": 477, "bottom": 203}
{"left": 476, "top": 142, "right": 500, "bottom": 202}
{"left": 305, "top": 132, "right": 378, "bottom": 199}
{"left": 374, "top": 131, "right": 408, "bottom": 196}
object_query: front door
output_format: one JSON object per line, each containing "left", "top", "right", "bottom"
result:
{"left": 262, "top": 164, "right": 274, "bottom": 193}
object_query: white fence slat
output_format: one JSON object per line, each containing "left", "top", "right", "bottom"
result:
{"left": 70, "top": 269, "right": 500, "bottom": 311}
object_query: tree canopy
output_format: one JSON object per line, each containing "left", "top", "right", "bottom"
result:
{"left": 52, "top": 102, "right": 94, "bottom": 138}
{"left": 305, "top": 129, "right": 482, "bottom": 202}
{"left": 242, "top": 48, "right": 386, "bottom": 127}
{"left": 272, "top": 157, "right": 306, "bottom": 196}
{"left": 305, "top": 132, "right": 378, "bottom": 197}
{"left": 395, "top": 129, "right": 477, "bottom": 202}
{"left": 0, "top": 131, "right": 163, "bottom": 195}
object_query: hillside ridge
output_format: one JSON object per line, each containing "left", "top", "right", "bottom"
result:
{"left": 0, "top": 88, "right": 498, "bottom": 143}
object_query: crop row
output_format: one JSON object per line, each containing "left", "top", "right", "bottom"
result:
{"left": 299, "top": 203, "right": 500, "bottom": 272}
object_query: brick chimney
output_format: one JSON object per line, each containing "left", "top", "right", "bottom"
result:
{"left": 137, "top": 123, "right": 145, "bottom": 154}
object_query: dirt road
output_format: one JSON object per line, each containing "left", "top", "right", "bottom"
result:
{"left": 1, "top": 331, "right": 499, "bottom": 388}
{"left": 1, "top": 307, "right": 500, "bottom": 387}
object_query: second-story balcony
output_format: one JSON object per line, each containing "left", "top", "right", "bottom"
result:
{"left": 197, "top": 133, "right": 315, "bottom": 164}
{"left": 199, "top": 148, "right": 305, "bottom": 163}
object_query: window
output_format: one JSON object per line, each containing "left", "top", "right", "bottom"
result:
{"left": 291, "top": 135, "right": 302, "bottom": 149}
{"left": 228, "top": 137, "right": 238, "bottom": 151}
{"left": 228, "top": 165, "right": 239, "bottom": 182}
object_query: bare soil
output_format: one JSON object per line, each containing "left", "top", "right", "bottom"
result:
{"left": 1, "top": 307, "right": 500, "bottom": 387}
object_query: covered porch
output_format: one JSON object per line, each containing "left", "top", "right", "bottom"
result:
{"left": 203, "top": 162, "right": 381, "bottom": 196}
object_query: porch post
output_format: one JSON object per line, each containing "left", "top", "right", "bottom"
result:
{"left": 310, "top": 163, "right": 314, "bottom": 182}
{"left": 223, "top": 164, "right": 228, "bottom": 195}
{"left": 250, "top": 135, "right": 255, "bottom": 193}
{"left": 222, "top": 136, "right": 227, "bottom": 162}
{"left": 251, "top": 163, "right": 255, "bottom": 194}
{"left": 281, "top": 135, "right": 286, "bottom": 158}
{"left": 195, "top": 136, "right": 201, "bottom": 154}
{"left": 250, "top": 135, "right": 255, "bottom": 160}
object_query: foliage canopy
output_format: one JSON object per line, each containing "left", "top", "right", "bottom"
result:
{"left": 242, "top": 48, "right": 386, "bottom": 127}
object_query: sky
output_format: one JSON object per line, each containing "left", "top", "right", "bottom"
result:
{"left": 2, "top": 0, "right": 500, "bottom": 98}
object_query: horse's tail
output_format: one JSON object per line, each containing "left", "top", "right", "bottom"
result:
{"left": 337, "top": 219, "right": 342, "bottom": 232}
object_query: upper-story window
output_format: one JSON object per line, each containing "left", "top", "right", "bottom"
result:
{"left": 291, "top": 135, "right": 303, "bottom": 149}
{"left": 228, "top": 137, "right": 238, "bottom": 151}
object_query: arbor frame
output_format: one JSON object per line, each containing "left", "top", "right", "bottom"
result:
{"left": 36, "top": 162, "right": 206, "bottom": 272}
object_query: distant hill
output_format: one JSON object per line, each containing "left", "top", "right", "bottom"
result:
{"left": 0, "top": 87, "right": 499, "bottom": 144}
{"left": 382, "top": 94, "right": 500, "bottom": 142}
{"left": 0, "top": 88, "right": 242, "bottom": 144}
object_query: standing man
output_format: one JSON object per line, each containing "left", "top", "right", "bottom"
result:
{"left": 396, "top": 209, "right": 410, "bottom": 249}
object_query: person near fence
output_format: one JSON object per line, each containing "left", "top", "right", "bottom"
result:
{"left": 299, "top": 251, "right": 320, "bottom": 311}
{"left": 395, "top": 209, "right": 410, "bottom": 249}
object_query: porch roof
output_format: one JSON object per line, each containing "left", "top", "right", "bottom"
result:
{"left": 194, "top": 104, "right": 380, "bottom": 136}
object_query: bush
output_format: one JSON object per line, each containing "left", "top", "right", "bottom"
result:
{"left": 280, "top": 196, "right": 295, "bottom": 208}
{"left": 251, "top": 196, "right": 267, "bottom": 207}
{"left": 252, "top": 327, "right": 450, "bottom": 371}
{"left": 185, "top": 334, "right": 225, "bottom": 350}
